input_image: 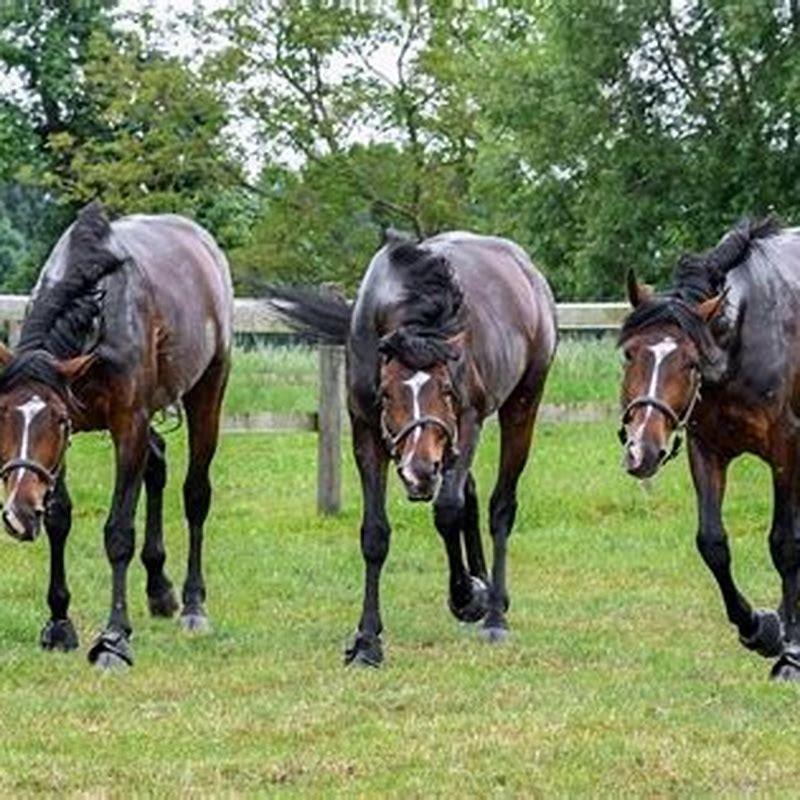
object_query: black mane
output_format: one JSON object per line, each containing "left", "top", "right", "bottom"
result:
{"left": 620, "top": 216, "right": 781, "bottom": 354}
{"left": 17, "top": 200, "right": 126, "bottom": 360}
{"left": 378, "top": 237, "right": 467, "bottom": 370}
{"left": 0, "top": 350, "right": 67, "bottom": 395}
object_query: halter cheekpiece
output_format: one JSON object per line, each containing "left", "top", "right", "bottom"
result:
{"left": 617, "top": 371, "right": 701, "bottom": 464}
{"left": 0, "top": 418, "right": 71, "bottom": 493}
{"left": 382, "top": 413, "right": 459, "bottom": 461}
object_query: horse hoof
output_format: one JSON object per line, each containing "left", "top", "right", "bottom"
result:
{"left": 479, "top": 624, "right": 509, "bottom": 644}
{"left": 740, "top": 609, "right": 784, "bottom": 658}
{"left": 40, "top": 618, "right": 79, "bottom": 652}
{"left": 148, "top": 587, "right": 179, "bottom": 618}
{"left": 93, "top": 650, "right": 131, "bottom": 671}
{"left": 344, "top": 633, "right": 383, "bottom": 668}
{"left": 179, "top": 609, "right": 210, "bottom": 633}
{"left": 87, "top": 629, "right": 133, "bottom": 669}
{"left": 771, "top": 649, "right": 800, "bottom": 682}
{"left": 448, "top": 576, "right": 490, "bottom": 623}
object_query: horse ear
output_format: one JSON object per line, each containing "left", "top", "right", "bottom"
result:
{"left": 55, "top": 353, "right": 97, "bottom": 383}
{"left": 697, "top": 291, "right": 727, "bottom": 322}
{"left": 0, "top": 343, "right": 13, "bottom": 367}
{"left": 626, "top": 269, "right": 653, "bottom": 308}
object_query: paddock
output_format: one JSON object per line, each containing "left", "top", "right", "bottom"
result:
{"left": 0, "top": 340, "right": 791, "bottom": 796}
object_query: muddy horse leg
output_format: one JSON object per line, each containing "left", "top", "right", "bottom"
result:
{"left": 345, "top": 417, "right": 390, "bottom": 667}
{"left": 179, "top": 360, "right": 227, "bottom": 632}
{"left": 688, "top": 439, "right": 781, "bottom": 662}
{"left": 434, "top": 412, "right": 488, "bottom": 623}
{"left": 483, "top": 380, "right": 543, "bottom": 642}
{"left": 767, "top": 449, "right": 800, "bottom": 680}
{"left": 40, "top": 470, "right": 79, "bottom": 651}
{"left": 88, "top": 412, "right": 150, "bottom": 668}
{"left": 141, "top": 428, "right": 179, "bottom": 618}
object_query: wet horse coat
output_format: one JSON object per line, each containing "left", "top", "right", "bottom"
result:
{"left": 269, "top": 231, "right": 557, "bottom": 665}
{"left": 618, "top": 218, "right": 800, "bottom": 680}
{"left": 0, "top": 203, "right": 232, "bottom": 667}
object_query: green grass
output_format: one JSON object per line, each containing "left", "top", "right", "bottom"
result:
{"left": 224, "top": 336, "right": 620, "bottom": 417}
{"left": 0, "top": 421, "right": 793, "bottom": 797}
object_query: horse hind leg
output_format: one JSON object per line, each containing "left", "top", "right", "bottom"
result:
{"left": 141, "top": 428, "right": 179, "bottom": 618}
{"left": 179, "top": 357, "right": 228, "bottom": 633}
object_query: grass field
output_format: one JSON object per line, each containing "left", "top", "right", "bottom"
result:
{"left": 0, "top": 401, "right": 795, "bottom": 795}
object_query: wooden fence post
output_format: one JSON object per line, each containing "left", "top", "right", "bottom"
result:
{"left": 317, "top": 344, "right": 345, "bottom": 514}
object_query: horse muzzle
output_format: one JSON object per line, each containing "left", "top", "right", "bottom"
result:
{"left": 622, "top": 437, "right": 666, "bottom": 480}
{"left": 2, "top": 504, "right": 43, "bottom": 542}
{"left": 399, "top": 460, "right": 442, "bottom": 503}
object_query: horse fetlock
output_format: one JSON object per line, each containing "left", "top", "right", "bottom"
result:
{"left": 344, "top": 631, "right": 383, "bottom": 668}
{"left": 40, "top": 618, "right": 79, "bottom": 652}
{"left": 147, "top": 580, "right": 179, "bottom": 618}
{"left": 88, "top": 627, "right": 133, "bottom": 669}
{"left": 448, "top": 575, "right": 490, "bottom": 623}
{"left": 739, "top": 608, "right": 783, "bottom": 658}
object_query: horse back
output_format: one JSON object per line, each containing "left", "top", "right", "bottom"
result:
{"left": 427, "top": 233, "right": 557, "bottom": 413}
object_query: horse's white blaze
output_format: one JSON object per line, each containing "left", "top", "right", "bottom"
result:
{"left": 5, "top": 395, "right": 47, "bottom": 507}
{"left": 632, "top": 337, "right": 678, "bottom": 440}
{"left": 400, "top": 371, "right": 430, "bottom": 471}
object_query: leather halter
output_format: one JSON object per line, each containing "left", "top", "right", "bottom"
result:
{"left": 0, "top": 418, "right": 71, "bottom": 492}
{"left": 382, "top": 413, "right": 459, "bottom": 461}
{"left": 617, "top": 372, "right": 701, "bottom": 464}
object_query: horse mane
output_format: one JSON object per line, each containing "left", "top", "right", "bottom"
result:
{"left": 620, "top": 215, "right": 782, "bottom": 352}
{"left": 17, "top": 200, "right": 126, "bottom": 360}
{"left": 378, "top": 236, "right": 467, "bottom": 370}
{"left": 0, "top": 350, "right": 66, "bottom": 395}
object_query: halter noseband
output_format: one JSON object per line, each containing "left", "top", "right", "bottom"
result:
{"left": 617, "top": 371, "right": 701, "bottom": 465}
{"left": 382, "top": 413, "right": 459, "bottom": 461}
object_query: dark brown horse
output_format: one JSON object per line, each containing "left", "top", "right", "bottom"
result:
{"left": 618, "top": 216, "right": 800, "bottom": 681}
{"left": 268, "top": 231, "right": 557, "bottom": 666}
{"left": 0, "top": 202, "right": 232, "bottom": 668}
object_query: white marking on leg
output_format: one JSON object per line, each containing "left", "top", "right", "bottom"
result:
{"left": 5, "top": 395, "right": 47, "bottom": 507}
{"left": 400, "top": 371, "right": 430, "bottom": 469}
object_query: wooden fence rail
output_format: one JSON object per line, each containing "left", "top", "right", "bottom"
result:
{"left": 0, "top": 295, "right": 628, "bottom": 513}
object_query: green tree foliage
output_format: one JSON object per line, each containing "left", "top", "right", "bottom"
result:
{"left": 2, "top": 1, "right": 800, "bottom": 297}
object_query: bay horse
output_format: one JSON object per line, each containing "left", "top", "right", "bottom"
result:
{"left": 0, "top": 201, "right": 232, "bottom": 668}
{"left": 617, "top": 215, "right": 800, "bottom": 681}
{"left": 268, "top": 231, "right": 557, "bottom": 666}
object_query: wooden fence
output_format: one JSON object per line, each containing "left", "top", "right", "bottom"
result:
{"left": 0, "top": 295, "right": 628, "bottom": 514}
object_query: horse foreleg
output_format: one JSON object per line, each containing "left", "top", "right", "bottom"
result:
{"left": 40, "top": 470, "right": 79, "bottom": 651}
{"left": 141, "top": 428, "right": 178, "bottom": 618}
{"left": 462, "top": 472, "right": 487, "bottom": 580}
{"left": 688, "top": 439, "right": 780, "bottom": 660}
{"left": 87, "top": 413, "right": 149, "bottom": 669}
{"left": 434, "top": 414, "right": 487, "bottom": 624}
{"left": 767, "top": 450, "right": 800, "bottom": 680}
{"left": 345, "top": 417, "right": 390, "bottom": 667}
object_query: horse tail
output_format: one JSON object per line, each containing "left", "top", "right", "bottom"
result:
{"left": 263, "top": 285, "right": 352, "bottom": 344}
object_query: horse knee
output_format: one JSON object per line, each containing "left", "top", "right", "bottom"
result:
{"left": 104, "top": 523, "right": 135, "bottom": 564}
{"left": 360, "top": 521, "right": 390, "bottom": 565}
{"left": 696, "top": 527, "right": 730, "bottom": 573}
{"left": 183, "top": 475, "right": 211, "bottom": 527}
{"left": 434, "top": 494, "right": 463, "bottom": 534}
